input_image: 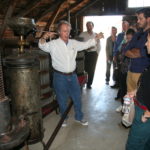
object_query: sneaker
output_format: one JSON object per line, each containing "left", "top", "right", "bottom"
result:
{"left": 115, "top": 105, "right": 122, "bottom": 112}
{"left": 62, "top": 120, "right": 67, "bottom": 127}
{"left": 115, "top": 96, "right": 121, "bottom": 100}
{"left": 87, "top": 85, "right": 92, "bottom": 89}
{"left": 110, "top": 84, "right": 119, "bottom": 89}
{"left": 75, "top": 119, "right": 88, "bottom": 126}
{"left": 106, "top": 81, "right": 109, "bottom": 85}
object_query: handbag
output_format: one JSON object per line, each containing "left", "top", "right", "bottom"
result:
{"left": 122, "top": 99, "right": 135, "bottom": 127}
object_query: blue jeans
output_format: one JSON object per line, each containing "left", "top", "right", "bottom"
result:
{"left": 126, "top": 105, "right": 150, "bottom": 150}
{"left": 53, "top": 71, "right": 83, "bottom": 121}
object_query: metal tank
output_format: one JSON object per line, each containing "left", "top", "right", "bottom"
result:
{"left": 0, "top": 51, "right": 30, "bottom": 150}
{"left": 4, "top": 53, "right": 43, "bottom": 143}
{"left": 4, "top": 17, "right": 44, "bottom": 144}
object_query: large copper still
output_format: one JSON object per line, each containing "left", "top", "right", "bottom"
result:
{"left": 4, "top": 17, "right": 43, "bottom": 144}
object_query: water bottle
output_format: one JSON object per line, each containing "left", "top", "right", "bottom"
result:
{"left": 108, "top": 60, "right": 111, "bottom": 64}
{"left": 114, "top": 63, "right": 118, "bottom": 70}
{"left": 122, "top": 97, "right": 131, "bottom": 114}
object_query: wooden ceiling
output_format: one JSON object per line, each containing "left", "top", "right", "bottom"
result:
{"left": 0, "top": 0, "right": 98, "bottom": 39}
{"left": 0, "top": 0, "right": 104, "bottom": 22}
{"left": 0, "top": 0, "right": 128, "bottom": 40}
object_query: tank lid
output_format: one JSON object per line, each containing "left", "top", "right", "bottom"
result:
{"left": 7, "top": 17, "right": 35, "bottom": 36}
{"left": 3, "top": 52, "right": 39, "bottom": 68}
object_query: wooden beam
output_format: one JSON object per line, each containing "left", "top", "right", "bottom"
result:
{"left": 75, "top": 0, "right": 100, "bottom": 16}
{"left": 16, "top": 0, "right": 43, "bottom": 17}
{"left": 57, "top": 0, "right": 83, "bottom": 20}
{"left": 0, "top": 0, "right": 9, "bottom": 13}
{"left": 35, "top": 0, "right": 63, "bottom": 21}
{"left": 0, "top": 0, "right": 18, "bottom": 39}
{"left": 40, "top": 0, "right": 66, "bottom": 37}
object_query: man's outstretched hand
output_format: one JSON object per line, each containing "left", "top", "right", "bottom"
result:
{"left": 40, "top": 32, "right": 58, "bottom": 44}
{"left": 95, "top": 32, "right": 104, "bottom": 40}
{"left": 42, "top": 32, "right": 58, "bottom": 40}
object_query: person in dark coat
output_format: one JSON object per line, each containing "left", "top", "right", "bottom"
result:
{"left": 126, "top": 30, "right": 150, "bottom": 150}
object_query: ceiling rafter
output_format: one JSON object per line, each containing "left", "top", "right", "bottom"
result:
{"left": 16, "top": 0, "right": 43, "bottom": 17}
{"left": 42, "top": 0, "right": 67, "bottom": 34}
{"left": 55, "top": 0, "right": 84, "bottom": 21}
{"left": 75, "top": 0, "right": 100, "bottom": 16}
{"left": 35, "top": 0, "right": 64, "bottom": 21}
{"left": 0, "top": 0, "right": 129, "bottom": 41}
{"left": 0, "top": 0, "right": 19, "bottom": 39}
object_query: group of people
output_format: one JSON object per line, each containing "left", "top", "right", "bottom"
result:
{"left": 105, "top": 8, "right": 150, "bottom": 150}
{"left": 38, "top": 7, "right": 150, "bottom": 150}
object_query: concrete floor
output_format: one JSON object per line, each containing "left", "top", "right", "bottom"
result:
{"left": 28, "top": 83, "right": 129, "bottom": 150}
{"left": 28, "top": 49, "right": 130, "bottom": 150}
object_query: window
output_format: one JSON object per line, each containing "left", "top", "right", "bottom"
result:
{"left": 128, "top": 0, "right": 150, "bottom": 8}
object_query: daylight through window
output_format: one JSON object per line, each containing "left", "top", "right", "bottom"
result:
{"left": 128, "top": 0, "right": 150, "bottom": 8}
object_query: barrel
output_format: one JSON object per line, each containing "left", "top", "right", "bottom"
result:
{"left": 30, "top": 49, "right": 54, "bottom": 107}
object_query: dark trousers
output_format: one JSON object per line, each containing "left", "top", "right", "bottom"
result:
{"left": 105, "top": 60, "right": 115, "bottom": 82}
{"left": 113, "top": 63, "right": 120, "bottom": 85}
{"left": 117, "top": 72, "right": 127, "bottom": 103}
{"left": 84, "top": 51, "right": 98, "bottom": 87}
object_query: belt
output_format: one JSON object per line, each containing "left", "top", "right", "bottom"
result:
{"left": 134, "top": 99, "right": 148, "bottom": 111}
{"left": 53, "top": 69, "right": 75, "bottom": 75}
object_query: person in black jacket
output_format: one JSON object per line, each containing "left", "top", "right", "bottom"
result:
{"left": 126, "top": 30, "right": 150, "bottom": 150}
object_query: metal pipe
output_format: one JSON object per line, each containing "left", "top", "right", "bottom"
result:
{"left": 44, "top": 100, "right": 73, "bottom": 150}
{"left": 36, "top": 30, "right": 58, "bottom": 34}
{"left": 67, "top": 9, "right": 70, "bottom": 23}
{"left": 19, "top": 35, "right": 24, "bottom": 53}
{"left": 75, "top": 15, "right": 78, "bottom": 36}
{"left": 36, "top": 30, "right": 49, "bottom": 33}
{"left": 0, "top": 52, "right": 5, "bottom": 101}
